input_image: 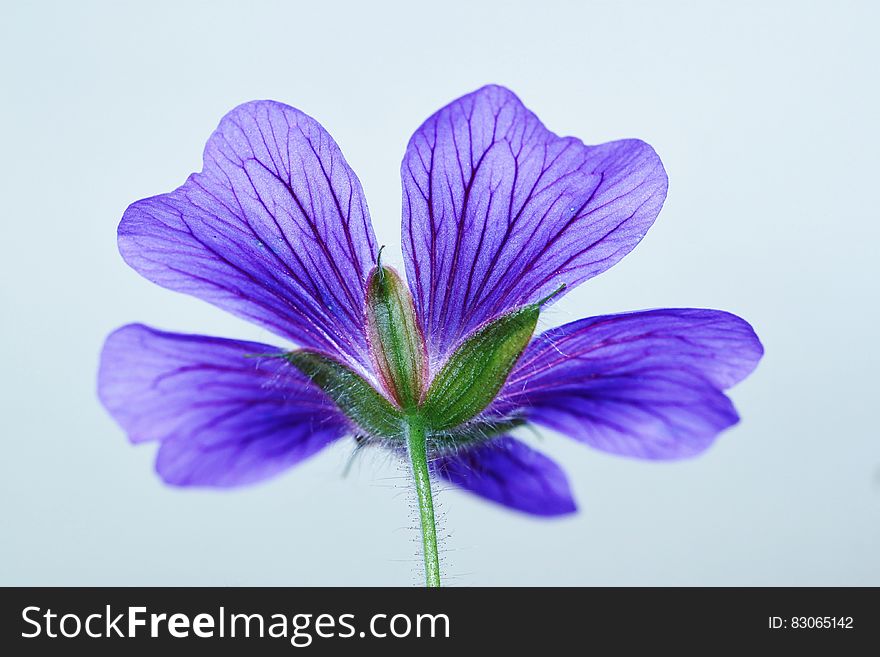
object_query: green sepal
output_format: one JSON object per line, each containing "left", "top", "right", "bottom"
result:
{"left": 420, "top": 305, "right": 541, "bottom": 431}
{"left": 365, "top": 262, "right": 427, "bottom": 410}
{"left": 285, "top": 350, "right": 404, "bottom": 438}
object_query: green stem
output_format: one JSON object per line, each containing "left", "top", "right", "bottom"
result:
{"left": 405, "top": 415, "right": 441, "bottom": 587}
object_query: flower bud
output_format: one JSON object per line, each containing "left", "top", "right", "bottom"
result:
{"left": 365, "top": 263, "right": 428, "bottom": 409}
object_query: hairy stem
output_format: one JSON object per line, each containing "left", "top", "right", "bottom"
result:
{"left": 405, "top": 415, "right": 441, "bottom": 587}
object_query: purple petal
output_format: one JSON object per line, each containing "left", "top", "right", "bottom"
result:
{"left": 497, "top": 309, "right": 763, "bottom": 459}
{"left": 98, "top": 324, "right": 348, "bottom": 487}
{"left": 434, "top": 437, "right": 576, "bottom": 516}
{"left": 402, "top": 85, "right": 667, "bottom": 363}
{"left": 119, "top": 101, "right": 378, "bottom": 370}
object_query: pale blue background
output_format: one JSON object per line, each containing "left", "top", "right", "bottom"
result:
{"left": 1, "top": 0, "right": 877, "bottom": 585}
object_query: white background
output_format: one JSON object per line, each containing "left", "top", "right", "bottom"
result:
{"left": 1, "top": 0, "right": 877, "bottom": 585}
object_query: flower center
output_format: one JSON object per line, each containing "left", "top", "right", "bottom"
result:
{"left": 286, "top": 258, "right": 564, "bottom": 449}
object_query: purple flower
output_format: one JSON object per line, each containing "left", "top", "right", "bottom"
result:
{"left": 98, "top": 85, "right": 762, "bottom": 584}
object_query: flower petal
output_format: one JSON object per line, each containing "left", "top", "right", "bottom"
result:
{"left": 98, "top": 324, "right": 348, "bottom": 486}
{"left": 402, "top": 85, "right": 667, "bottom": 362}
{"left": 119, "top": 101, "right": 378, "bottom": 370}
{"left": 433, "top": 436, "right": 576, "bottom": 516}
{"left": 497, "top": 309, "right": 763, "bottom": 459}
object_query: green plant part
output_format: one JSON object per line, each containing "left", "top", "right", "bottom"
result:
{"left": 287, "top": 275, "right": 563, "bottom": 588}
{"left": 283, "top": 351, "right": 404, "bottom": 438}
{"left": 364, "top": 257, "right": 428, "bottom": 410}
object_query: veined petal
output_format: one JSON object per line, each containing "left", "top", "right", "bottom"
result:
{"left": 98, "top": 324, "right": 348, "bottom": 486}
{"left": 402, "top": 85, "right": 667, "bottom": 363}
{"left": 433, "top": 437, "right": 576, "bottom": 516}
{"left": 119, "top": 101, "right": 378, "bottom": 370}
{"left": 496, "top": 309, "right": 763, "bottom": 459}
